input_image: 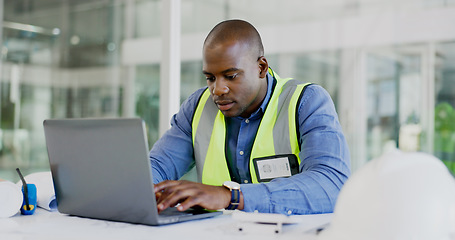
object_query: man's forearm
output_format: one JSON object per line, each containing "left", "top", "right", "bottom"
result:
{"left": 240, "top": 167, "right": 348, "bottom": 214}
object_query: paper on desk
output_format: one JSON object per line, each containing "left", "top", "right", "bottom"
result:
{"left": 0, "top": 180, "right": 23, "bottom": 218}
{"left": 16, "top": 171, "right": 57, "bottom": 211}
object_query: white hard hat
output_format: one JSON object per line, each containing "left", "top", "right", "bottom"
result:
{"left": 319, "top": 150, "right": 455, "bottom": 240}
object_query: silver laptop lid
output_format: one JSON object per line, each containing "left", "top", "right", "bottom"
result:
{"left": 44, "top": 118, "right": 161, "bottom": 225}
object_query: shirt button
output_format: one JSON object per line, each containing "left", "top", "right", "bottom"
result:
{"left": 239, "top": 151, "right": 244, "bottom": 155}
{"left": 243, "top": 180, "right": 249, "bottom": 183}
{"left": 245, "top": 119, "right": 249, "bottom": 123}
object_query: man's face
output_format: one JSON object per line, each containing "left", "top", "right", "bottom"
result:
{"left": 202, "top": 41, "right": 267, "bottom": 118}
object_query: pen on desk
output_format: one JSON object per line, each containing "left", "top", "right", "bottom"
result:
{"left": 316, "top": 222, "right": 330, "bottom": 234}
{"left": 304, "top": 222, "right": 329, "bottom": 235}
{"left": 16, "top": 168, "right": 30, "bottom": 210}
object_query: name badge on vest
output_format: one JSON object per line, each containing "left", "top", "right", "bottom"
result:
{"left": 253, "top": 154, "right": 300, "bottom": 182}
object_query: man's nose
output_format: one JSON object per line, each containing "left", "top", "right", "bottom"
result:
{"left": 212, "top": 79, "right": 229, "bottom": 96}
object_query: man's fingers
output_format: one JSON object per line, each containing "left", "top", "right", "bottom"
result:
{"left": 154, "top": 180, "right": 233, "bottom": 212}
{"left": 156, "top": 184, "right": 194, "bottom": 211}
{"left": 175, "top": 195, "right": 201, "bottom": 211}
{"left": 155, "top": 191, "right": 162, "bottom": 200}
{"left": 154, "top": 180, "right": 180, "bottom": 193}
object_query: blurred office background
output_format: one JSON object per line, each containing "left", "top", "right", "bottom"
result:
{"left": 1, "top": 0, "right": 455, "bottom": 181}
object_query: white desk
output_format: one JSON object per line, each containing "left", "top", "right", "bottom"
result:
{"left": 1, "top": 209, "right": 332, "bottom": 240}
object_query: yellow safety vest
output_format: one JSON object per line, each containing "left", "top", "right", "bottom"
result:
{"left": 192, "top": 68, "right": 310, "bottom": 185}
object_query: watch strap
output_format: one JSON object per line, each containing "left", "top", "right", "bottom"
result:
{"left": 226, "top": 188, "right": 240, "bottom": 210}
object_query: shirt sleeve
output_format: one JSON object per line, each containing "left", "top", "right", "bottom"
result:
{"left": 149, "top": 88, "right": 206, "bottom": 183}
{"left": 241, "top": 84, "right": 351, "bottom": 215}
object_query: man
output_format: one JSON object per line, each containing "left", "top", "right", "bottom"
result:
{"left": 150, "top": 19, "right": 350, "bottom": 215}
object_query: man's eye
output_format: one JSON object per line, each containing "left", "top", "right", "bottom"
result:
{"left": 206, "top": 76, "right": 215, "bottom": 82}
{"left": 225, "top": 74, "right": 237, "bottom": 80}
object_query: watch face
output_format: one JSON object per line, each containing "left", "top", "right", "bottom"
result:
{"left": 223, "top": 181, "right": 240, "bottom": 190}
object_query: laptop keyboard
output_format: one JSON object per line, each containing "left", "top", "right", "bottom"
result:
{"left": 159, "top": 207, "right": 210, "bottom": 216}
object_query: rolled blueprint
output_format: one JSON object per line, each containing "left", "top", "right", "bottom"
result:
{"left": 0, "top": 180, "right": 23, "bottom": 218}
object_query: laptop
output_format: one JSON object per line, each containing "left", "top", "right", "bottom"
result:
{"left": 43, "top": 118, "right": 222, "bottom": 226}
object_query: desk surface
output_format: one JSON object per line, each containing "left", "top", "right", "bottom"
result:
{"left": 1, "top": 209, "right": 331, "bottom": 240}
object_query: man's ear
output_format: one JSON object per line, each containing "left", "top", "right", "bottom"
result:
{"left": 258, "top": 56, "right": 269, "bottom": 78}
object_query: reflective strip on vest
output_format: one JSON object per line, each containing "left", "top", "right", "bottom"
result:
{"left": 192, "top": 69, "right": 310, "bottom": 185}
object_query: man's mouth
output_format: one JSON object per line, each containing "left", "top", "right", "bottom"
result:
{"left": 215, "top": 100, "right": 234, "bottom": 111}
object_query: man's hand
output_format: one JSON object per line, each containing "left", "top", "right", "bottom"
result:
{"left": 154, "top": 180, "right": 243, "bottom": 213}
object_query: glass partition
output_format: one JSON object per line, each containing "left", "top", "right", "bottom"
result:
{"left": 0, "top": 0, "right": 128, "bottom": 181}
{"left": 1, "top": 27, "right": 60, "bottom": 179}
{"left": 365, "top": 46, "right": 426, "bottom": 160}
{"left": 135, "top": 64, "right": 160, "bottom": 148}
{"left": 435, "top": 41, "right": 455, "bottom": 174}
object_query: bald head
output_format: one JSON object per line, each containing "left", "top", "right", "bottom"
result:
{"left": 203, "top": 20, "right": 264, "bottom": 59}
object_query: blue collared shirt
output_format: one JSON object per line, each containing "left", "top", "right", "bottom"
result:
{"left": 150, "top": 72, "right": 351, "bottom": 215}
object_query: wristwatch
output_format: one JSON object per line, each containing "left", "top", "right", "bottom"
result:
{"left": 223, "top": 181, "right": 241, "bottom": 210}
